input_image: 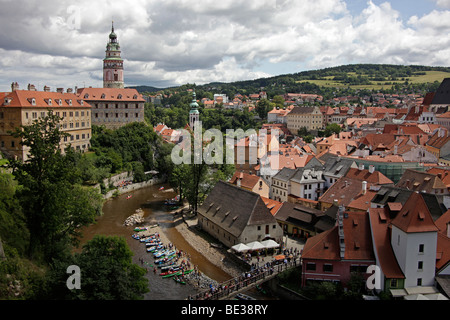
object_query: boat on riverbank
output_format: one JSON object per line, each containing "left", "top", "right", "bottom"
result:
{"left": 173, "top": 276, "right": 186, "bottom": 285}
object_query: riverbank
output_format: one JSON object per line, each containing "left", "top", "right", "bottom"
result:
{"left": 173, "top": 210, "right": 246, "bottom": 279}
{"left": 127, "top": 204, "right": 247, "bottom": 292}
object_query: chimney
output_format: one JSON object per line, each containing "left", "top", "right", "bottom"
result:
{"left": 359, "top": 164, "right": 364, "bottom": 171}
{"left": 56, "top": 88, "right": 64, "bottom": 93}
{"left": 67, "top": 88, "right": 73, "bottom": 93}
{"left": 44, "top": 86, "right": 50, "bottom": 92}
{"left": 362, "top": 181, "right": 367, "bottom": 195}
{"left": 11, "top": 82, "right": 19, "bottom": 92}
{"left": 27, "top": 83, "right": 36, "bottom": 91}
{"left": 338, "top": 205, "right": 345, "bottom": 259}
{"left": 369, "top": 165, "right": 375, "bottom": 174}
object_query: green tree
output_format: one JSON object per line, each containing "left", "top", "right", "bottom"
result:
{"left": 255, "top": 98, "right": 273, "bottom": 120}
{"left": 9, "top": 111, "right": 101, "bottom": 261}
{"left": 42, "top": 235, "right": 148, "bottom": 300}
{"left": 324, "top": 123, "right": 342, "bottom": 137}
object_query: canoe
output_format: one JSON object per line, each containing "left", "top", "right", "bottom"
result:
{"left": 159, "top": 267, "right": 181, "bottom": 276}
{"left": 155, "top": 254, "right": 176, "bottom": 264}
{"left": 162, "top": 271, "right": 182, "bottom": 278}
{"left": 153, "top": 250, "right": 167, "bottom": 258}
{"left": 183, "top": 268, "right": 194, "bottom": 275}
{"left": 173, "top": 277, "right": 186, "bottom": 285}
{"left": 145, "top": 241, "right": 161, "bottom": 246}
{"left": 147, "top": 245, "right": 163, "bottom": 252}
{"left": 160, "top": 263, "right": 179, "bottom": 271}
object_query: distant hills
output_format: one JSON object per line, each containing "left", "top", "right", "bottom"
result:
{"left": 131, "top": 64, "right": 450, "bottom": 99}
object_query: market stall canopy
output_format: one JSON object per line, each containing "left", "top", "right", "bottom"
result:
{"left": 231, "top": 243, "right": 250, "bottom": 252}
{"left": 261, "top": 239, "right": 279, "bottom": 249}
{"left": 246, "top": 241, "right": 265, "bottom": 250}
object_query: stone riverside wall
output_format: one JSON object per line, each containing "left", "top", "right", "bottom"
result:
{"left": 99, "top": 172, "right": 166, "bottom": 200}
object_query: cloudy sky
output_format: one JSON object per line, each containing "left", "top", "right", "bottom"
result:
{"left": 0, "top": 0, "right": 449, "bottom": 92}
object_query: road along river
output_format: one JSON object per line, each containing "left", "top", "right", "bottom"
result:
{"left": 78, "top": 183, "right": 233, "bottom": 300}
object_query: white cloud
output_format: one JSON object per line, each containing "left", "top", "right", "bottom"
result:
{"left": 0, "top": 0, "right": 449, "bottom": 90}
{"left": 431, "top": 0, "right": 450, "bottom": 9}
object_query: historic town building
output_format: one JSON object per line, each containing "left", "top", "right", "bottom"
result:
{"left": 76, "top": 24, "right": 145, "bottom": 129}
{"left": 0, "top": 83, "right": 92, "bottom": 160}
{"left": 76, "top": 87, "right": 145, "bottom": 130}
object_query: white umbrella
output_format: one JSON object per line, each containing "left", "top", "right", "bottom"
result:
{"left": 232, "top": 243, "right": 250, "bottom": 252}
{"left": 246, "top": 241, "right": 265, "bottom": 250}
{"left": 261, "top": 239, "right": 279, "bottom": 249}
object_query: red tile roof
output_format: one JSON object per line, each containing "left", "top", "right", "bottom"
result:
{"left": 1, "top": 90, "right": 90, "bottom": 108}
{"left": 76, "top": 87, "right": 145, "bottom": 102}
{"left": 368, "top": 207, "right": 405, "bottom": 279}
{"left": 345, "top": 167, "right": 394, "bottom": 185}
{"left": 391, "top": 192, "right": 439, "bottom": 233}
{"left": 229, "top": 171, "right": 262, "bottom": 190}
{"left": 302, "top": 211, "right": 374, "bottom": 261}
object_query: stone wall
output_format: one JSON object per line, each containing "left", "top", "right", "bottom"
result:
{"left": 103, "top": 176, "right": 165, "bottom": 200}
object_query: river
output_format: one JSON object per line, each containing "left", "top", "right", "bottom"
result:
{"left": 78, "top": 183, "right": 233, "bottom": 300}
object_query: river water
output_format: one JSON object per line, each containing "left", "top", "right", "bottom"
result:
{"left": 78, "top": 183, "right": 233, "bottom": 300}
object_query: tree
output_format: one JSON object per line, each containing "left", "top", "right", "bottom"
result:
{"left": 42, "top": 235, "right": 148, "bottom": 300}
{"left": 324, "top": 123, "right": 342, "bottom": 137}
{"left": 9, "top": 111, "right": 101, "bottom": 261}
{"left": 255, "top": 98, "right": 273, "bottom": 120}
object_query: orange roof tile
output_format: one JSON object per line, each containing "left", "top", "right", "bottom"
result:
{"left": 368, "top": 207, "right": 405, "bottom": 278}
{"left": 1, "top": 90, "right": 90, "bottom": 108}
{"left": 345, "top": 167, "right": 393, "bottom": 185}
{"left": 76, "top": 87, "right": 145, "bottom": 102}
{"left": 391, "top": 192, "right": 439, "bottom": 233}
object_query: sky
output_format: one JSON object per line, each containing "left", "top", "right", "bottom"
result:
{"left": 0, "top": 0, "right": 449, "bottom": 92}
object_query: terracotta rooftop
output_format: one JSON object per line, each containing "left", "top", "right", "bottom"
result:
{"left": 1, "top": 90, "right": 90, "bottom": 108}
{"left": 76, "top": 87, "right": 145, "bottom": 102}
{"left": 368, "top": 207, "right": 405, "bottom": 279}
{"left": 391, "top": 191, "right": 439, "bottom": 233}
{"left": 302, "top": 210, "right": 374, "bottom": 261}
{"left": 345, "top": 167, "right": 394, "bottom": 185}
{"left": 229, "top": 171, "right": 262, "bottom": 190}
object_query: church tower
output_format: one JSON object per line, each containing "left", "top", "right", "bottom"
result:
{"left": 103, "top": 22, "right": 124, "bottom": 89}
{"left": 189, "top": 91, "right": 200, "bottom": 130}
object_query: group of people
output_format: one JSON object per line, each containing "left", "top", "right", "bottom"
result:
{"left": 190, "top": 254, "right": 299, "bottom": 300}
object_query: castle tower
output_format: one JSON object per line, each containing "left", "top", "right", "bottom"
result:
{"left": 103, "top": 22, "right": 124, "bottom": 89}
{"left": 189, "top": 91, "right": 200, "bottom": 130}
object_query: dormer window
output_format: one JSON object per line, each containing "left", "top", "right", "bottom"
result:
{"left": 57, "top": 99, "right": 62, "bottom": 106}
{"left": 117, "top": 94, "right": 122, "bottom": 99}
{"left": 84, "top": 94, "right": 89, "bottom": 99}
{"left": 133, "top": 94, "right": 138, "bottom": 99}
{"left": 66, "top": 99, "right": 72, "bottom": 106}
{"left": 27, "top": 98, "right": 36, "bottom": 105}
{"left": 47, "top": 98, "right": 52, "bottom": 105}
{"left": 101, "top": 93, "right": 106, "bottom": 99}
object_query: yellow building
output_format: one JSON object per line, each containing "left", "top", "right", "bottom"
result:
{"left": 286, "top": 106, "right": 323, "bottom": 134}
{"left": 0, "top": 84, "right": 92, "bottom": 161}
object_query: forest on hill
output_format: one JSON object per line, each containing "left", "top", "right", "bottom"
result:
{"left": 136, "top": 64, "right": 450, "bottom": 101}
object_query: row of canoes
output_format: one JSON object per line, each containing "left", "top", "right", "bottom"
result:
{"left": 132, "top": 225, "right": 192, "bottom": 285}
